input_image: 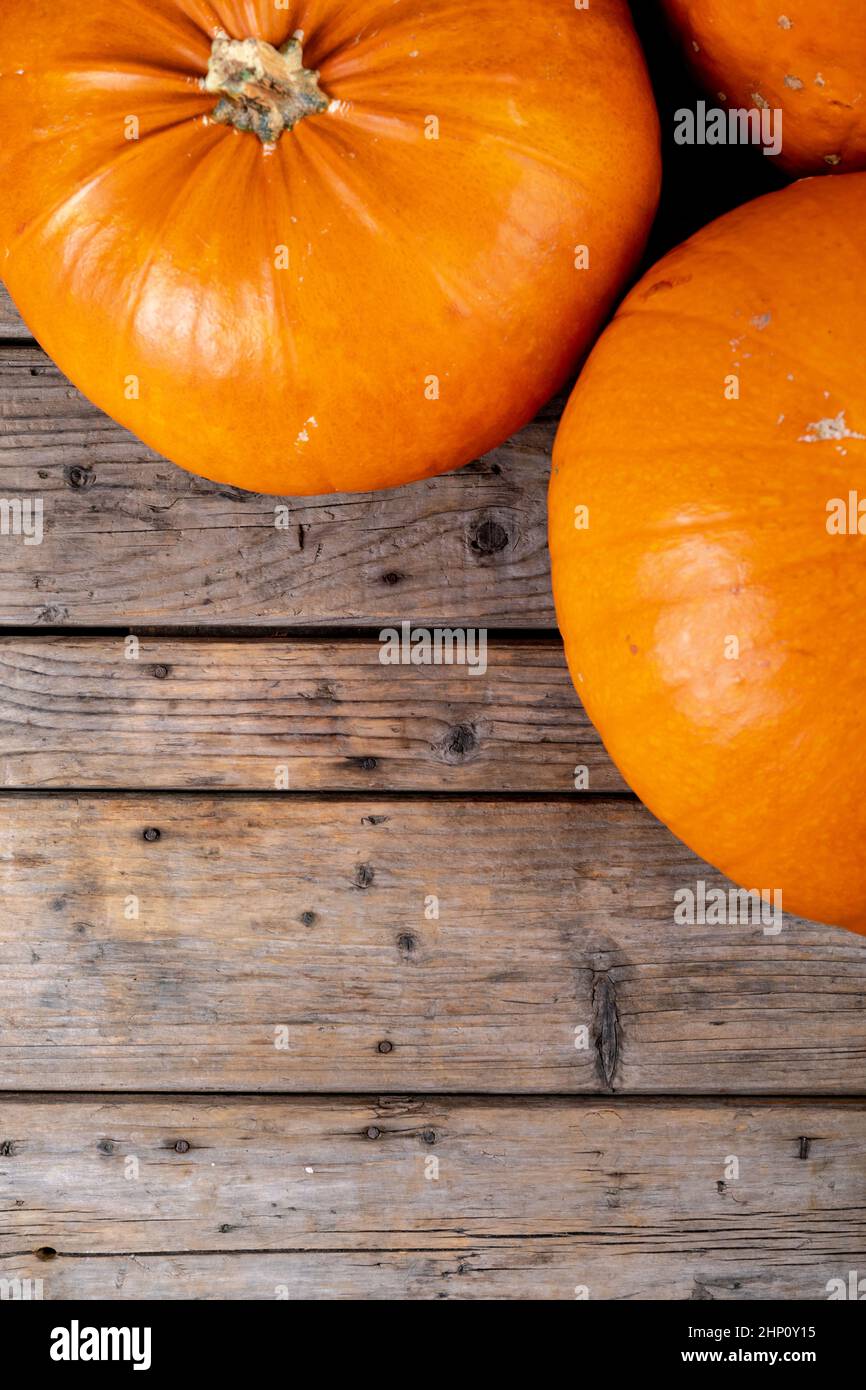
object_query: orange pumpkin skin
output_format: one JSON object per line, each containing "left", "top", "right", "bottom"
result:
{"left": 0, "top": 1, "right": 659, "bottom": 497}
{"left": 549, "top": 174, "right": 866, "bottom": 936}
{"left": 661, "top": 0, "right": 866, "bottom": 175}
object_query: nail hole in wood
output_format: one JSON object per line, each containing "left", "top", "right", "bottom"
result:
{"left": 354, "top": 862, "right": 375, "bottom": 889}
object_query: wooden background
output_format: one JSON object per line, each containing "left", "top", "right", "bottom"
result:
{"left": 1, "top": 273, "right": 865, "bottom": 1301}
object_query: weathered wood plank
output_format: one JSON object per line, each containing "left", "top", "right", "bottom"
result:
{"left": 0, "top": 346, "right": 556, "bottom": 629}
{"left": 2, "top": 1247, "right": 848, "bottom": 1301}
{"left": 0, "top": 285, "right": 29, "bottom": 340}
{"left": 1, "top": 795, "right": 863, "bottom": 1093}
{"left": 0, "top": 1096, "right": 863, "bottom": 1299}
{"left": 0, "top": 636, "right": 621, "bottom": 792}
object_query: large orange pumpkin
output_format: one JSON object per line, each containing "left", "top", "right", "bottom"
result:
{"left": 0, "top": 0, "right": 659, "bottom": 497}
{"left": 549, "top": 173, "right": 866, "bottom": 936}
{"left": 661, "top": 0, "right": 866, "bottom": 175}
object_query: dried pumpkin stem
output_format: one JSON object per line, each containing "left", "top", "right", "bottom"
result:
{"left": 204, "top": 32, "right": 329, "bottom": 144}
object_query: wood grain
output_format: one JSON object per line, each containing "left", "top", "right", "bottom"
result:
{"left": 0, "top": 636, "right": 622, "bottom": 792}
{"left": 1, "top": 1095, "right": 863, "bottom": 1299}
{"left": 1, "top": 795, "right": 863, "bottom": 1093}
{"left": 2, "top": 1249, "right": 847, "bottom": 1302}
{"left": 3, "top": 284, "right": 862, "bottom": 1306}
{"left": 0, "top": 346, "right": 556, "bottom": 629}
{"left": 0, "top": 285, "right": 28, "bottom": 340}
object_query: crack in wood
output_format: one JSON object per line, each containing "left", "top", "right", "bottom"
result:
{"left": 592, "top": 971, "right": 621, "bottom": 1091}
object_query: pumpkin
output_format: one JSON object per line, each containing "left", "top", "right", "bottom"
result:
{"left": 549, "top": 173, "right": 866, "bottom": 936}
{"left": 0, "top": 1, "right": 659, "bottom": 498}
{"left": 661, "top": 0, "right": 866, "bottom": 175}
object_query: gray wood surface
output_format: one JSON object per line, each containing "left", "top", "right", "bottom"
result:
{"left": 1, "top": 1095, "right": 862, "bottom": 1299}
{"left": 4, "top": 1250, "right": 845, "bottom": 1301}
{"left": 2, "top": 794, "right": 862, "bottom": 1093}
{"left": 0, "top": 346, "right": 556, "bottom": 629}
{"left": 0, "top": 285, "right": 28, "bottom": 339}
{"left": 2, "top": 280, "right": 863, "bottom": 1303}
{"left": 0, "top": 636, "right": 622, "bottom": 791}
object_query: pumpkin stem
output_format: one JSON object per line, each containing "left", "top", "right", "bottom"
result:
{"left": 203, "top": 31, "right": 329, "bottom": 144}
